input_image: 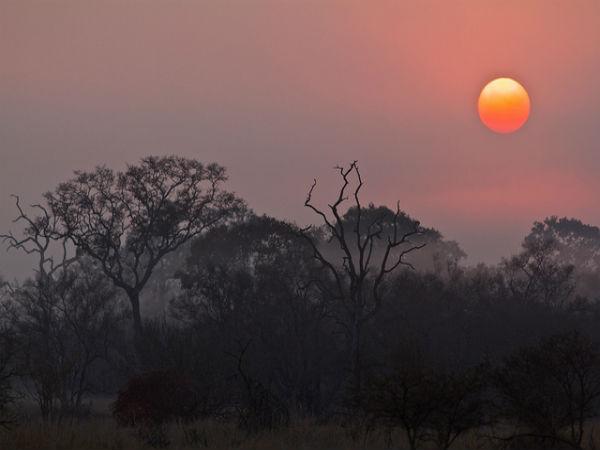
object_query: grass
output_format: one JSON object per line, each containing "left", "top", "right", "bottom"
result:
{"left": 0, "top": 417, "right": 489, "bottom": 450}
{"left": 5, "top": 400, "right": 600, "bottom": 450}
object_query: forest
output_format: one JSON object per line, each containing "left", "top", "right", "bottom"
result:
{"left": 2, "top": 155, "right": 600, "bottom": 450}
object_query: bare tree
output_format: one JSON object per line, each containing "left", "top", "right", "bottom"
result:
{"left": 8, "top": 260, "right": 123, "bottom": 420}
{"left": 0, "top": 195, "right": 76, "bottom": 279}
{"left": 2, "top": 197, "right": 124, "bottom": 420}
{"left": 300, "top": 161, "right": 425, "bottom": 392}
{"left": 44, "top": 156, "right": 244, "bottom": 335}
{"left": 1, "top": 196, "right": 73, "bottom": 419}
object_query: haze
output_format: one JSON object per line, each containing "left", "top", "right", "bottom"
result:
{"left": 2, "top": 0, "right": 600, "bottom": 278}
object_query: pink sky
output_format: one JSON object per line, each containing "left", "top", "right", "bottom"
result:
{"left": 2, "top": 1, "right": 600, "bottom": 278}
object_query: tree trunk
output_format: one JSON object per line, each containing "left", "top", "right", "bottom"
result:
{"left": 127, "top": 290, "right": 142, "bottom": 337}
{"left": 350, "top": 316, "right": 362, "bottom": 395}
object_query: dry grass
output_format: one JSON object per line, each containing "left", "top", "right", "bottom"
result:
{"left": 0, "top": 418, "right": 488, "bottom": 450}
{"left": 7, "top": 410, "right": 600, "bottom": 450}
{"left": 4, "top": 398, "right": 600, "bottom": 450}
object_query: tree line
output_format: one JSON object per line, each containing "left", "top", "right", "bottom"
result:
{"left": 2, "top": 155, "right": 600, "bottom": 449}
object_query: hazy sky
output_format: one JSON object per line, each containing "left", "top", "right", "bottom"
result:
{"left": 2, "top": 1, "right": 600, "bottom": 279}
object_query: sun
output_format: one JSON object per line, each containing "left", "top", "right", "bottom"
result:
{"left": 478, "top": 77, "right": 530, "bottom": 133}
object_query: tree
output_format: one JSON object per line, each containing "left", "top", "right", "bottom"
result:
{"left": 300, "top": 161, "right": 425, "bottom": 393}
{"left": 362, "top": 363, "right": 489, "bottom": 450}
{"left": 494, "top": 332, "right": 600, "bottom": 450}
{"left": 425, "top": 366, "right": 490, "bottom": 450}
{"left": 9, "top": 259, "right": 124, "bottom": 419}
{"left": 0, "top": 282, "right": 17, "bottom": 429}
{"left": 502, "top": 235, "right": 575, "bottom": 308}
{"left": 1, "top": 194, "right": 76, "bottom": 279}
{"left": 45, "top": 156, "right": 243, "bottom": 335}
{"left": 174, "top": 214, "right": 333, "bottom": 416}
{"left": 2, "top": 196, "right": 124, "bottom": 419}
{"left": 527, "top": 217, "right": 600, "bottom": 270}
{"left": 363, "top": 364, "right": 441, "bottom": 450}
{"left": 339, "top": 204, "right": 465, "bottom": 276}
{"left": 526, "top": 217, "right": 600, "bottom": 298}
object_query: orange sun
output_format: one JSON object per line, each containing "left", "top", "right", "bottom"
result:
{"left": 478, "top": 77, "right": 530, "bottom": 133}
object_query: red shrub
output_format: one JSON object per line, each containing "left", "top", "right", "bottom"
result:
{"left": 112, "top": 370, "right": 200, "bottom": 427}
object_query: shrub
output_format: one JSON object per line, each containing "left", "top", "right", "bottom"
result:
{"left": 362, "top": 364, "right": 489, "bottom": 450}
{"left": 495, "top": 331, "right": 600, "bottom": 450}
{"left": 112, "top": 370, "right": 202, "bottom": 427}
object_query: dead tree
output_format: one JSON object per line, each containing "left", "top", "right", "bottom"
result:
{"left": 0, "top": 195, "right": 76, "bottom": 280}
{"left": 300, "top": 161, "right": 425, "bottom": 393}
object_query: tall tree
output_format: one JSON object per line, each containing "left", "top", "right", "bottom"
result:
{"left": 45, "top": 156, "right": 243, "bottom": 335}
{"left": 300, "top": 161, "right": 425, "bottom": 393}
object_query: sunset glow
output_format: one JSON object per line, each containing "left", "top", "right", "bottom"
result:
{"left": 478, "top": 78, "right": 530, "bottom": 133}
{"left": 3, "top": 1, "right": 600, "bottom": 269}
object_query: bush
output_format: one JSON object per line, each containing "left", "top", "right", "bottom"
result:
{"left": 112, "top": 370, "right": 202, "bottom": 427}
{"left": 237, "top": 379, "right": 290, "bottom": 434}
{"left": 495, "top": 331, "right": 600, "bottom": 450}
{"left": 362, "top": 364, "right": 489, "bottom": 450}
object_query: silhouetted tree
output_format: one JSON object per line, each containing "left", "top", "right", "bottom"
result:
{"left": 361, "top": 342, "right": 489, "bottom": 450}
{"left": 527, "top": 217, "right": 600, "bottom": 270}
{"left": 425, "top": 366, "right": 490, "bottom": 450}
{"left": 174, "top": 214, "right": 334, "bottom": 416}
{"left": 363, "top": 364, "right": 441, "bottom": 450}
{"left": 503, "top": 235, "right": 575, "bottom": 308}
{"left": 526, "top": 217, "right": 600, "bottom": 298}
{"left": 45, "top": 156, "right": 243, "bottom": 335}
{"left": 494, "top": 332, "right": 600, "bottom": 450}
{"left": 340, "top": 204, "right": 465, "bottom": 276}
{"left": 301, "top": 161, "right": 425, "bottom": 393}
{"left": 232, "top": 341, "right": 290, "bottom": 434}
{"left": 1, "top": 195, "right": 76, "bottom": 279}
{"left": 0, "top": 291, "right": 17, "bottom": 428}
{"left": 1, "top": 197, "right": 124, "bottom": 419}
{"left": 7, "top": 259, "right": 124, "bottom": 420}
